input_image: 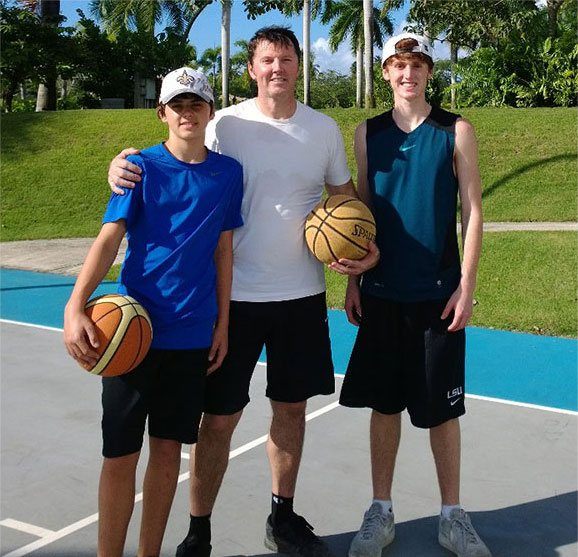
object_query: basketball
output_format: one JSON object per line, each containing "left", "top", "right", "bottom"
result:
{"left": 305, "top": 195, "right": 376, "bottom": 265}
{"left": 84, "top": 294, "right": 153, "bottom": 377}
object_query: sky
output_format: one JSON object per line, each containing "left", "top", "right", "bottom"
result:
{"left": 59, "top": 0, "right": 545, "bottom": 74}
{"left": 59, "top": 0, "right": 414, "bottom": 75}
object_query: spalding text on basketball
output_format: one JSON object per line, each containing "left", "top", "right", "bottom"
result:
{"left": 351, "top": 224, "right": 376, "bottom": 243}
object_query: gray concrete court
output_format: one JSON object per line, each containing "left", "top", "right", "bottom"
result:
{"left": 1, "top": 321, "right": 577, "bottom": 557}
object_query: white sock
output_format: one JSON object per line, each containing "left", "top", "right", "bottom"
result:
{"left": 372, "top": 499, "right": 393, "bottom": 514}
{"left": 441, "top": 504, "right": 461, "bottom": 519}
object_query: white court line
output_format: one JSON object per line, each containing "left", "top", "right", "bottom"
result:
{"left": 465, "top": 393, "right": 578, "bottom": 416}
{"left": 2, "top": 399, "right": 341, "bottom": 557}
{"left": 2, "top": 319, "right": 574, "bottom": 416}
{"left": 0, "top": 519, "right": 55, "bottom": 538}
{"left": 0, "top": 318, "right": 63, "bottom": 333}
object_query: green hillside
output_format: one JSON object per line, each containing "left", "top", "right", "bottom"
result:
{"left": 1, "top": 107, "right": 576, "bottom": 241}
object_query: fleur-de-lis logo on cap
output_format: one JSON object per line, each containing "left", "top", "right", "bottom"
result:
{"left": 176, "top": 70, "right": 195, "bottom": 86}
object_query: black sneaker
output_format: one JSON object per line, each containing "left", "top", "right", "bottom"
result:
{"left": 175, "top": 536, "right": 212, "bottom": 557}
{"left": 264, "top": 513, "right": 333, "bottom": 557}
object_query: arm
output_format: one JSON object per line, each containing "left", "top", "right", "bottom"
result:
{"left": 329, "top": 121, "right": 380, "bottom": 279}
{"left": 63, "top": 221, "right": 126, "bottom": 368}
{"left": 442, "top": 118, "right": 483, "bottom": 332}
{"left": 208, "top": 229, "right": 233, "bottom": 373}
{"left": 107, "top": 148, "right": 142, "bottom": 195}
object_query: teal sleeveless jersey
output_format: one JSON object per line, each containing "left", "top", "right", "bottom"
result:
{"left": 361, "top": 107, "right": 461, "bottom": 302}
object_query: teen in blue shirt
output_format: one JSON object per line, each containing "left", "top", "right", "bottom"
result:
{"left": 64, "top": 68, "right": 243, "bottom": 557}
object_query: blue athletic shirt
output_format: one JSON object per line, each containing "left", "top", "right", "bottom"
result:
{"left": 361, "top": 107, "right": 462, "bottom": 302}
{"left": 103, "top": 144, "right": 244, "bottom": 349}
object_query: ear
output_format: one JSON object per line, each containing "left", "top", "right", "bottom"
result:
{"left": 247, "top": 61, "right": 256, "bottom": 81}
{"left": 382, "top": 64, "right": 390, "bottom": 82}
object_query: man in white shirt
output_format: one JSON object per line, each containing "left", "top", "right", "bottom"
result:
{"left": 108, "top": 26, "right": 378, "bottom": 557}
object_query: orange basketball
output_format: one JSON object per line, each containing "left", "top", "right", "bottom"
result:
{"left": 84, "top": 294, "right": 153, "bottom": 377}
{"left": 305, "top": 195, "right": 376, "bottom": 265}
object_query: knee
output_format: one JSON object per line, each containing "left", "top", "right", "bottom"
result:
{"left": 272, "top": 401, "right": 307, "bottom": 424}
{"left": 201, "top": 411, "right": 241, "bottom": 439}
{"left": 149, "top": 437, "right": 182, "bottom": 463}
{"left": 102, "top": 451, "right": 139, "bottom": 477}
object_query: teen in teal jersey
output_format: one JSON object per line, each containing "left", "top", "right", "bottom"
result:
{"left": 333, "top": 34, "right": 489, "bottom": 557}
{"left": 63, "top": 68, "right": 243, "bottom": 557}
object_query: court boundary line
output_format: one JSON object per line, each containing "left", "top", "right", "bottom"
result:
{"left": 1, "top": 319, "right": 575, "bottom": 416}
{"left": 0, "top": 520, "right": 55, "bottom": 538}
{"left": 1, "top": 399, "right": 341, "bottom": 557}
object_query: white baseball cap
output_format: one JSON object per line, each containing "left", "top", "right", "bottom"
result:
{"left": 381, "top": 33, "right": 434, "bottom": 66}
{"left": 159, "top": 67, "right": 214, "bottom": 104}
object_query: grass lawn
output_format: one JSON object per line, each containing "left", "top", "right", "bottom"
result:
{"left": 1, "top": 107, "right": 576, "bottom": 241}
{"left": 324, "top": 231, "right": 577, "bottom": 338}
{"left": 107, "top": 231, "right": 576, "bottom": 338}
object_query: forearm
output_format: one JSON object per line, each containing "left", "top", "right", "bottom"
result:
{"left": 66, "top": 226, "right": 124, "bottom": 312}
{"left": 460, "top": 205, "right": 483, "bottom": 295}
{"left": 214, "top": 232, "right": 233, "bottom": 327}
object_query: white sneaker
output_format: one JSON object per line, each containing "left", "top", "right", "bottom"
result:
{"left": 438, "top": 508, "right": 492, "bottom": 557}
{"left": 348, "top": 503, "right": 395, "bottom": 557}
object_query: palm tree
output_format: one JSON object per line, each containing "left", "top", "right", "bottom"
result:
{"left": 199, "top": 46, "right": 222, "bottom": 91}
{"left": 91, "top": 0, "right": 212, "bottom": 39}
{"left": 362, "top": 0, "right": 373, "bottom": 108}
{"left": 35, "top": 0, "right": 61, "bottom": 111}
{"left": 221, "top": 0, "right": 232, "bottom": 107}
{"left": 322, "top": 0, "right": 393, "bottom": 107}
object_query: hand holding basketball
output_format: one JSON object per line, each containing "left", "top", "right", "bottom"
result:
{"left": 329, "top": 240, "right": 380, "bottom": 276}
{"left": 305, "top": 195, "right": 377, "bottom": 266}
{"left": 64, "top": 305, "right": 101, "bottom": 370}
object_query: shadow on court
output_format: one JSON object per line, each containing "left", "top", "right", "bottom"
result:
{"left": 217, "top": 491, "right": 578, "bottom": 557}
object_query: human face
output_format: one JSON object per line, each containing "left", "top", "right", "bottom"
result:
{"left": 383, "top": 57, "right": 432, "bottom": 101}
{"left": 161, "top": 96, "right": 214, "bottom": 141}
{"left": 248, "top": 40, "right": 300, "bottom": 100}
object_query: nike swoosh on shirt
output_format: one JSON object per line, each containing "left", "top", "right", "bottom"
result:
{"left": 399, "top": 145, "right": 415, "bottom": 152}
{"left": 450, "top": 398, "right": 462, "bottom": 406}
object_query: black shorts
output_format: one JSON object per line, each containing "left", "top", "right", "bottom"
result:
{"left": 102, "top": 348, "right": 208, "bottom": 458}
{"left": 204, "top": 293, "right": 335, "bottom": 415}
{"left": 339, "top": 294, "right": 465, "bottom": 429}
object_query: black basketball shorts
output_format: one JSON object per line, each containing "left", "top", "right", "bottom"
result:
{"left": 339, "top": 294, "right": 466, "bottom": 428}
{"left": 101, "top": 348, "right": 209, "bottom": 458}
{"left": 204, "top": 293, "right": 335, "bottom": 415}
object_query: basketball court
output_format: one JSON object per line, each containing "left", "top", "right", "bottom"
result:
{"left": 1, "top": 269, "right": 577, "bottom": 556}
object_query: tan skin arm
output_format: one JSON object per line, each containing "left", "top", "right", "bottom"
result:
{"left": 208, "top": 230, "right": 233, "bottom": 373}
{"left": 441, "top": 117, "right": 483, "bottom": 332}
{"left": 63, "top": 222, "right": 125, "bottom": 368}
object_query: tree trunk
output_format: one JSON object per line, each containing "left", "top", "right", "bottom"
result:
{"left": 450, "top": 42, "right": 457, "bottom": 110}
{"left": 547, "top": 0, "right": 563, "bottom": 38}
{"left": 183, "top": 0, "right": 213, "bottom": 40}
{"left": 4, "top": 82, "right": 17, "bottom": 112}
{"left": 302, "top": 0, "right": 311, "bottom": 106}
{"left": 356, "top": 43, "right": 363, "bottom": 108}
{"left": 35, "top": 0, "right": 60, "bottom": 112}
{"left": 221, "top": 0, "right": 231, "bottom": 108}
{"left": 363, "top": 0, "right": 374, "bottom": 108}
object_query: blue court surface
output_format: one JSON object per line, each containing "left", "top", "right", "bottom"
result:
{"left": 1, "top": 268, "right": 577, "bottom": 557}
{"left": 1, "top": 268, "right": 576, "bottom": 411}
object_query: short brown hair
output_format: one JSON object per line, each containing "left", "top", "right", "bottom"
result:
{"left": 247, "top": 26, "right": 301, "bottom": 64}
{"left": 385, "top": 38, "right": 434, "bottom": 70}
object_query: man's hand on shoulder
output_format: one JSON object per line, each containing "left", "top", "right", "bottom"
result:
{"left": 108, "top": 148, "right": 142, "bottom": 195}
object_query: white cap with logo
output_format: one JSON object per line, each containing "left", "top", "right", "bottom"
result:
{"left": 381, "top": 33, "right": 434, "bottom": 66}
{"left": 159, "top": 67, "right": 214, "bottom": 104}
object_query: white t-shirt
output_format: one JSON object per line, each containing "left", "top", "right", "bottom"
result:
{"left": 205, "top": 99, "right": 351, "bottom": 302}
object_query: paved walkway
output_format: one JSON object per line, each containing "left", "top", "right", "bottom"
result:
{"left": 1, "top": 222, "right": 576, "bottom": 276}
